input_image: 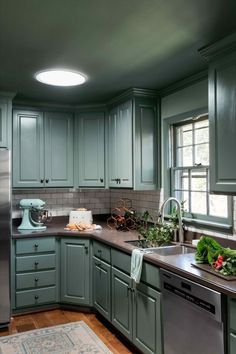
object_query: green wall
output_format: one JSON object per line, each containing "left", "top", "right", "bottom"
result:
{"left": 161, "top": 79, "right": 208, "bottom": 119}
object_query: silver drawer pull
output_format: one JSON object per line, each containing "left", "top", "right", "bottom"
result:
{"left": 35, "top": 278, "right": 39, "bottom": 282}
{"left": 34, "top": 261, "right": 39, "bottom": 266}
{"left": 35, "top": 295, "right": 39, "bottom": 300}
{"left": 34, "top": 244, "right": 39, "bottom": 248}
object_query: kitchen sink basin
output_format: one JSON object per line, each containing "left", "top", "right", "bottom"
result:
{"left": 143, "top": 245, "right": 195, "bottom": 256}
{"left": 124, "top": 239, "right": 176, "bottom": 248}
{"left": 125, "top": 239, "right": 195, "bottom": 256}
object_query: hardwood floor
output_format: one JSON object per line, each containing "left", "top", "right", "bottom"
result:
{"left": 0, "top": 309, "right": 137, "bottom": 353}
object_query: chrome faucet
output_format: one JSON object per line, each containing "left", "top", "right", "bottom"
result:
{"left": 159, "top": 197, "right": 184, "bottom": 243}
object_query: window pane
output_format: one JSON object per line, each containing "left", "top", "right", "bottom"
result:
{"left": 191, "top": 169, "right": 207, "bottom": 191}
{"left": 174, "top": 169, "right": 189, "bottom": 190}
{"left": 191, "top": 177, "right": 207, "bottom": 191}
{"left": 195, "top": 120, "right": 208, "bottom": 129}
{"left": 175, "top": 190, "right": 189, "bottom": 212}
{"left": 209, "top": 195, "right": 228, "bottom": 218}
{"left": 182, "top": 123, "right": 193, "bottom": 132}
{"left": 195, "top": 143, "right": 209, "bottom": 165}
{"left": 191, "top": 192, "right": 207, "bottom": 214}
{"left": 177, "top": 128, "right": 192, "bottom": 147}
{"left": 172, "top": 116, "right": 229, "bottom": 224}
{"left": 177, "top": 146, "right": 193, "bottom": 167}
{"left": 195, "top": 127, "right": 209, "bottom": 144}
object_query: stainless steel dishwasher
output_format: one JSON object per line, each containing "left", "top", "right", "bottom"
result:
{"left": 160, "top": 269, "right": 226, "bottom": 354}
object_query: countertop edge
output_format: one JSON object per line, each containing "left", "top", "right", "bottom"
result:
{"left": 12, "top": 224, "right": 236, "bottom": 297}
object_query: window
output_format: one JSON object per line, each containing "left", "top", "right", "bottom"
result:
{"left": 169, "top": 114, "right": 231, "bottom": 228}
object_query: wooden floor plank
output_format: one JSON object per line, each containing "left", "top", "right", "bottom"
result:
{"left": 0, "top": 309, "right": 135, "bottom": 353}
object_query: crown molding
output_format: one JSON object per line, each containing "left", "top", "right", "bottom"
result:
{"left": 108, "top": 87, "right": 159, "bottom": 106}
{"left": 160, "top": 70, "right": 208, "bottom": 97}
{"left": 0, "top": 91, "right": 17, "bottom": 99}
{"left": 74, "top": 103, "right": 107, "bottom": 111}
{"left": 199, "top": 31, "right": 236, "bottom": 61}
{"left": 13, "top": 99, "right": 76, "bottom": 112}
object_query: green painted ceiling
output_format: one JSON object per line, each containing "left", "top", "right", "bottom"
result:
{"left": 1, "top": 0, "right": 236, "bottom": 105}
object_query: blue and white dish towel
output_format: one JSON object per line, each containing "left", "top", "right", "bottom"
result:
{"left": 131, "top": 249, "right": 144, "bottom": 283}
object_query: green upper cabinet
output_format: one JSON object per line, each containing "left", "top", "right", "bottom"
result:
{"left": 0, "top": 93, "right": 14, "bottom": 149}
{"left": 108, "top": 100, "right": 133, "bottom": 188}
{"left": 13, "top": 109, "right": 73, "bottom": 188}
{"left": 44, "top": 111, "right": 73, "bottom": 187}
{"left": 133, "top": 95, "right": 159, "bottom": 190}
{"left": 108, "top": 90, "right": 159, "bottom": 189}
{"left": 75, "top": 110, "right": 105, "bottom": 187}
{"left": 13, "top": 110, "right": 44, "bottom": 188}
{"left": 200, "top": 33, "right": 236, "bottom": 194}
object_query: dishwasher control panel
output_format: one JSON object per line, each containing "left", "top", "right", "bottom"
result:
{"left": 160, "top": 268, "right": 222, "bottom": 322}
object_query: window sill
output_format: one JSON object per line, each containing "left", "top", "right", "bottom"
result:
{"left": 183, "top": 217, "right": 233, "bottom": 235}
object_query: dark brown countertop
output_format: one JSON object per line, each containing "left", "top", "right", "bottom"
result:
{"left": 12, "top": 219, "right": 236, "bottom": 297}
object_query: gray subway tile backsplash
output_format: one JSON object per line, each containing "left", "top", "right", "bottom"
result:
{"left": 12, "top": 189, "right": 236, "bottom": 239}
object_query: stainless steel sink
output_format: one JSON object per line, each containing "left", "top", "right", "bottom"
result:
{"left": 143, "top": 245, "right": 195, "bottom": 256}
{"left": 125, "top": 239, "right": 195, "bottom": 256}
{"left": 124, "top": 239, "right": 176, "bottom": 248}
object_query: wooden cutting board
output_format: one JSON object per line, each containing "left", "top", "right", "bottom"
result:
{"left": 191, "top": 261, "right": 236, "bottom": 281}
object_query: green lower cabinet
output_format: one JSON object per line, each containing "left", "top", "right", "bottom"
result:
{"left": 133, "top": 282, "right": 162, "bottom": 354}
{"left": 60, "top": 238, "right": 90, "bottom": 305}
{"left": 229, "top": 298, "right": 236, "bottom": 354}
{"left": 12, "top": 237, "right": 58, "bottom": 310}
{"left": 93, "top": 257, "right": 111, "bottom": 321}
{"left": 111, "top": 267, "right": 133, "bottom": 341}
{"left": 16, "top": 287, "right": 56, "bottom": 308}
{"left": 111, "top": 266, "right": 162, "bottom": 354}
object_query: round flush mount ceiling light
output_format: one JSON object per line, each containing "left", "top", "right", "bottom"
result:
{"left": 35, "top": 69, "right": 86, "bottom": 87}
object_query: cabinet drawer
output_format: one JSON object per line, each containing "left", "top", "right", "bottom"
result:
{"left": 16, "top": 270, "right": 56, "bottom": 290}
{"left": 141, "top": 262, "right": 160, "bottom": 290}
{"left": 230, "top": 299, "right": 236, "bottom": 331}
{"left": 93, "top": 241, "right": 111, "bottom": 263}
{"left": 16, "top": 237, "right": 55, "bottom": 255}
{"left": 111, "top": 248, "right": 130, "bottom": 274}
{"left": 16, "top": 286, "right": 56, "bottom": 308}
{"left": 16, "top": 254, "right": 56, "bottom": 272}
{"left": 112, "top": 249, "right": 160, "bottom": 289}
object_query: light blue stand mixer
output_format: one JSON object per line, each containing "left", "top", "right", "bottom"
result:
{"left": 18, "top": 199, "right": 49, "bottom": 231}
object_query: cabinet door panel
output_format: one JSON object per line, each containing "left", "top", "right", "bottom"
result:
{"left": 117, "top": 101, "right": 133, "bottom": 187}
{"left": 134, "top": 96, "right": 158, "bottom": 190}
{"left": 78, "top": 112, "right": 105, "bottom": 187}
{"left": 108, "top": 107, "right": 118, "bottom": 186}
{"left": 45, "top": 112, "right": 73, "bottom": 187}
{"left": 133, "top": 283, "right": 162, "bottom": 354}
{"left": 0, "top": 102, "right": 7, "bottom": 147}
{"left": 93, "top": 257, "right": 111, "bottom": 321}
{"left": 108, "top": 101, "right": 133, "bottom": 188}
{"left": 111, "top": 267, "right": 132, "bottom": 340}
{"left": 61, "top": 239, "right": 90, "bottom": 305}
{"left": 0, "top": 96, "right": 12, "bottom": 149}
{"left": 209, "top": 55, "right": 236, "bottom": 193}
{"left": 13, "top": 110, "right": 44, "bottom": 187}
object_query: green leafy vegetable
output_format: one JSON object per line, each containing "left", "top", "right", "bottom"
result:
{"left": 195, "top": 236, "right": 236, "bottom": 276}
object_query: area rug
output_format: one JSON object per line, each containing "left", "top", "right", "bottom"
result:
{"left": 0, "top": 321, "right": 113, "bottom": 354}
